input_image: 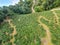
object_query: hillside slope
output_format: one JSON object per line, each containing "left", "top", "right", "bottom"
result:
{"left": 0, "top": 9, "right": 60, "bottom": 45}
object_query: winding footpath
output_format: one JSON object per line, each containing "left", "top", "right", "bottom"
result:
{"left": 37, "top": 16, "right": 53, "bottom": 45}
{"left": 51, "top": 9, "right": 60, "bottom": 25}
{"left": 37, "top": 8, "right": 60, "bottom": 45}
{"left": 7, "top": 19, "right": 17, "bottom": 45}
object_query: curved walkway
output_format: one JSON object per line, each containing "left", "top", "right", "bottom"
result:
{"left": 7, "top": 19, "right": 17, "bottom": 45}
{"left": 51, "top": 9, "right": 60, "bottom": 25}
{"left": 37, "top": 16, "right": 53, "bottom": 45}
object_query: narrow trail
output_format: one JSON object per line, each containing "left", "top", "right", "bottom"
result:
{"left": 51, "top": 10, "right": 59, "bottom": 25}
{"left": 37, "top": 16, "right": 53, "bottom": 45}
{"left": 6, "top": 19, "right": 17, "bottom": 45}
{"left": 31, "top": 0, "right": 35, "bottom": 13}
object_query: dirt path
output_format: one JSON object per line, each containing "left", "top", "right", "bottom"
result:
{"left": 6, "top": 19, "right": 17, "bottom": 45}
{"left": 37, "top": 16, "right": 53, "bottom": 45}
{"left": 31, "top": 0, "right": 35, "bottom": 13}
{"left": 51, "top": 10, "right": 59, "bottom": 25}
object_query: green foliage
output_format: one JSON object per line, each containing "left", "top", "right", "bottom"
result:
{"left": 34, "top": 6, "right": 44, "bottom": 12}
{"left": 0, "top": 22, "right": 12, "bottom": 45}
{"left": 0, "top": 8, "right": 5, "bottom": 23}
{"left": 0, "top": 6, "right": 14, "bottom": 23}
{"left": 0, "top": 0, "right": 60, "bottom": 45}
{"left": 0, "top": 10, "right": 60, "bottom": 45}
{"left": 34, "top": 0, "right": 60, "bottom": 12}
{"left": 9, "top": 5, "right": 31, "bottom": 14}
{"left": 17, "top": 0, "right": 32, "bottom": 14}
{"left": 20, "top": 0, "right": 60, "bottom": 12}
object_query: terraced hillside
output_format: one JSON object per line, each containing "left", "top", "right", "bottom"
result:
{"left": 0, "top": 9, "right": 60, "bottom": 45}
